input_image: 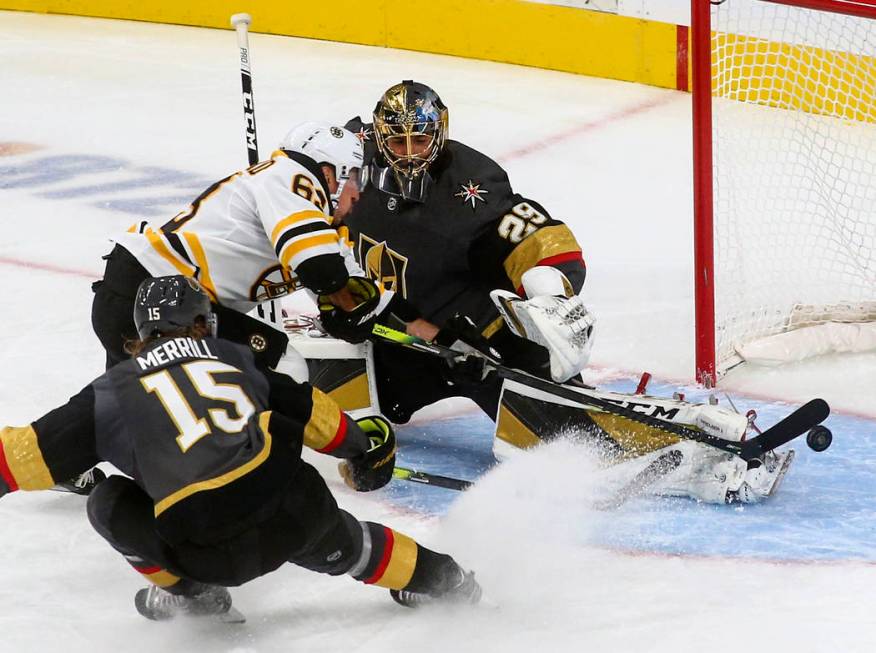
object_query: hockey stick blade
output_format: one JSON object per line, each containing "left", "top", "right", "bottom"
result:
{"left": 393, "top": 467, "right": 474, "bottom": 491}
{"left": 394, "top": 453, "right": 682, "bottom": 512}
{"left": 593, "top": 449, "right": 683, "bottom": 511}
{"left": 740, "top": 398, "right": 830, "bottom": 461}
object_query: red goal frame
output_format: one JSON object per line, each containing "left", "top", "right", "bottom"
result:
{"left": 690, "top": 0, "right": 876, "bottom": 386}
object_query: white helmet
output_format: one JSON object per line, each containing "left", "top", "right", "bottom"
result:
{"left": 279, "top": 121, "right": 364, "bottom": 209}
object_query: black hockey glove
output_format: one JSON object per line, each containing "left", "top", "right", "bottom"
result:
{"left": 318, "top": 277, "right": 381, "bottom": 344}
{"left": 338, "top": 416, "right": 397, "bottom": 492}
{"left": 434, "top": 314, "right": 501, "bottom": 385}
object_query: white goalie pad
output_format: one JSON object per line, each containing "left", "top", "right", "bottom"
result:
{"left": 650, "top": 441, "right": 747, "bottom": 503}
{"left": 494, "top": 378, "right": 761, "bottom": 504}
{"left": 279, "top": 314, "right": 382, "bottom": 419}
{"left": 496, "top": 378, "right": 750, "bottom": 446}
{"left": 492, "top": 290, "right": 593, "bottom": 382}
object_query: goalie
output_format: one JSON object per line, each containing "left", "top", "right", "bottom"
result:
{"left": 312, "top": 81, "right": 793, "bottom": 505}
{"left": 318, "top": 80, "right": 593, "bottom": 422}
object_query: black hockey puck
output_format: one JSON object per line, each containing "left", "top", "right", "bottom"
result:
{"left": 806, "top": 425, "right": 832, "bottom": 452}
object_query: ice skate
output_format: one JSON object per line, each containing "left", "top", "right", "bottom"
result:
{"left": 390, "top": 569, "right": 482, "bottom": 608}
{"left": 52, "top": 467, "right": 106, "bottom": 495}
{"left": 134, "top": 583, "right": 244, "bottom": 623}
{"left": 728, "top": 449, "right": 796, "bottom": 504}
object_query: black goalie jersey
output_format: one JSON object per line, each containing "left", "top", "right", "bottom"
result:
{"left": 345, "top": 118, "right": 587, "bottom": 335}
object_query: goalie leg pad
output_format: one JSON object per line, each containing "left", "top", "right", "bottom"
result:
{"left": 653, "top": 441, "right": 747, "bottom": 504}
{"left": 732, "top": 449, "right": 795, "bottom": 503}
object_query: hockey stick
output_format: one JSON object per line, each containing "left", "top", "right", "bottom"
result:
{"left": 393, "top": 466, "right": 473, "bottom": 491}
{"left": 371, "top": 323, "right": 829, "bottom": 462}
{"left": 393, "top": 450, "right": 683, "bottom": 510}
{"left": 231, "top": 13, "right": 259, "bottom": 165}
{"left": 231, "top": 12, "right": 286, "bottom": 326}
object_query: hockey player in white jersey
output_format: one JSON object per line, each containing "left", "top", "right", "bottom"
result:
{"left": 91, "top": 122, "right": 391, "bottom": 371}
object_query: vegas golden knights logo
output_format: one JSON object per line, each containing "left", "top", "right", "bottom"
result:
{"left": 358, "top": 233, "right": 409, "bottom": 297}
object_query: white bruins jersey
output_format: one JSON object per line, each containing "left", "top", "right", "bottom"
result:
{"left": 116, "top": 150, "right": 370, "bottom": 314}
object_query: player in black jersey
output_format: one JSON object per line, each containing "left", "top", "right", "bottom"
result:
{"left": 320, "top": 80, "right": 595, "bottom": 423}
{"left": 0, "top": 276, "right": 480, "bottom": 620}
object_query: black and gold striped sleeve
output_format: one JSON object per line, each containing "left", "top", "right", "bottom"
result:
{"left": 265, "top": 369, "right": 369, "bottom": 459}
{"left": 0, "top": 385, "right": 99, "bottom": 495}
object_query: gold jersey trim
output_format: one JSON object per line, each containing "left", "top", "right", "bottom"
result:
{"left": 0, "top": 426, "right": 54, "bottom": 490}
{"left": 279, "top": 232, "right": 340, "bottom": 270}
{"left": 303, "top": 388, "right": 342, "bottom": 451}
{"left": 145, "top": 228, "right": 196, "bottom": 278}
{"left": 154, "top": 411, "right": 273, "bottom": 517}
{"left": 181, "top": 232, "right": 217, "bottom": 302}
{"left": 502, "top": 225, "right": 581, "bottom": 290}
{"left": 270, "top": 210, "right": 331, "bottom": 246}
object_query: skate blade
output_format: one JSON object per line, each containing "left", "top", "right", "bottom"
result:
{"left": 216, "top": 607, "right": 246, "bottom": 624}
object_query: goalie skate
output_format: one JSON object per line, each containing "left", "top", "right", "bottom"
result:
{"left": 728, "top": 449, "right": 796, "bottom": 504}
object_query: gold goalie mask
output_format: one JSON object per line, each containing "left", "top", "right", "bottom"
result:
{"left": 372, "top": 80, "right": 448, "bottom": 202}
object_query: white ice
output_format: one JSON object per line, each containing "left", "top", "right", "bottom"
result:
{"left": 0, "top": 11, "right": 874, "bottom": 652}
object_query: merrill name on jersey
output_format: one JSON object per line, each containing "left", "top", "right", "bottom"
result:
{"left": 136, "top": 337, "right": 219, "bottom": 371}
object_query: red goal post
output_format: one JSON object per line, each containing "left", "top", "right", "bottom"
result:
{"left": 691, "top": 0, "right": 876, "bottom": 386}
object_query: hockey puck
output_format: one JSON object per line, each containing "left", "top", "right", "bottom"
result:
{"left": 806, "top": 425, "right": 832, "bottom": 452}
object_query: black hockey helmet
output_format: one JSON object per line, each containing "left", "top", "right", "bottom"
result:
{"left": 133, "top": 275, "right": 216, "bottom": 339}
{"left": 372, "top": 80, "right": 448, "bottom": 200}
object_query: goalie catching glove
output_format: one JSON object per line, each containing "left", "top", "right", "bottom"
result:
{"left": 491, "top": 266, "right": 594, "bottom": 382}
{"left": 338, "top": 416, "right": 397, "bottom": 492}
{"left": 318, "top": 277, "right": 382, "bottom": 343}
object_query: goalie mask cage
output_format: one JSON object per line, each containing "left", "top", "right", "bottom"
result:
{"left": 691, "top": 0, "right": 876, "bottom": 386}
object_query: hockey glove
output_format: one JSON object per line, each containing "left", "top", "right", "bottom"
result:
{"left": 491, "top": 267, "right": 595, "bottom": 382}
{"left": 338, "top": 416, "right": 397, "bottom": 492}
{"left": 318, "top": 277, "right": 381, "bottom": 344}
{"left": 434, "top": 314, "right": 501, "bottom": 385}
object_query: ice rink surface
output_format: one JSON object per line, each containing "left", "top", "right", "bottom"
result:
{"left": 1, "top": 11, "right": 874, "bottom": 651}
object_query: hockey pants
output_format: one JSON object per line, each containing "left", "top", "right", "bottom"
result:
{"left": 87, "top": 469, "right": 460, "bottom": 592}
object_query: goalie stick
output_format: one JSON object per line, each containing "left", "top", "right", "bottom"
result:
{"left": 371, "top": 324, "right": 831, "bottom": 462}
{"left": 393, "top": 450, "right": 683, "bottom": 510}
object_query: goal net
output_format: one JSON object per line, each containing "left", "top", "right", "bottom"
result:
{"left": 692, "top": 0, "right": 876, "bottom": 384}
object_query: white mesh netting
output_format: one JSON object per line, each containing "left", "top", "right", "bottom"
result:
{"left": 709, "top": 0, "right": 876, "bottom": 372}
